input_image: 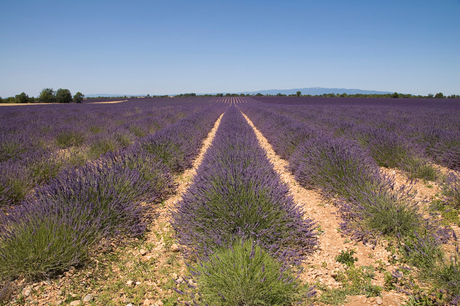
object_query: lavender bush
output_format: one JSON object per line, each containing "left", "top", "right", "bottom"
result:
{"left": 189, "top": 239, "right": 311, "bottom": 305}
{"left": 443, "top": 172, "right": 460, "bottom": 208}
{"left": 289, "top": 136, "right": 380, "bottom": 199}
{"left": 289, "top": 135, "right": 424, "bottom": 239}
{"left": 54, "top": 126, "right": 86, "bottom": 148}
{"left": 354, "top": 126, "right": 438, "bottom": 180}
{"left": 0, "top": 198, "right": 103, "bottom": 279}
{"left": 0, "top": 134, "right": 36, "bottom": 163}
{"left": 0, "top": 161, "right": 34, "bottom": 207}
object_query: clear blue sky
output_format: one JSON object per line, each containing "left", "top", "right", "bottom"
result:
{"left": 1, "top": 0, "right": 459, "bottom": 97}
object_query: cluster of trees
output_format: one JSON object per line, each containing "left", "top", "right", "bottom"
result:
{"left": 0, "top": 88, "right": 84, "bottom": 104}
{"left": 175, "top": 93, "right": 197, "bottom": 97}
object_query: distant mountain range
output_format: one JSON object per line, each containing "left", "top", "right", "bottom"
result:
{"left": 86, "top": 87, "right": 393, "bottom": 98}
{"left": 86, "top": 93, "right": 128, "bottom": 98}
{"left": 238, "top": 87, "right": 393, "bottom": 96}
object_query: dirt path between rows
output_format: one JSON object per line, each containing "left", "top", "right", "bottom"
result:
{"left": 241, "top": 112, "right": 407, "bottom": 306}
{"left": 134, "top": 112, "right": 225, "bottom": 305}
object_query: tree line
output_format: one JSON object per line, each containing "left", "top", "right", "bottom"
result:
{"left": 0, "top": 88, "right": 84, "bottom": 104}
{"left": 3, "top": 90, "right": 459, "bottom": 103}
{"left": 278, "top": 91, "right": 460, "bottom": 99}
{"left": 182, "top": 92, "right": 460, "bottom": 98}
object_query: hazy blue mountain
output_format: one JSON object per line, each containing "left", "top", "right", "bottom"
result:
{"left": 239, "top": 87, "right": 392, "bottom": 96}
{"left": 85, "top": 93, "right": 128, "bottom": 98}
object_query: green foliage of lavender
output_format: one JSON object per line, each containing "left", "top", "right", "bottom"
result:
{"left": 0, "top": 199, "right": 101, "bottom": 279}
{"left": 191, "top": 240, "right": 308, "bottom": 306}
{"left": 443, "top": 172, "right": 460, "bottom": 209}
{"left": 0, "top": 162, "right": 34, "bottom": 206}
{"left": 399, "top": 157, "right": 439, "bottom": 181}
{"left": 87, "top": 135, "right": 119, "bottom": 159}
{"left": 400, "top": 231, "right": 444, "bottom": 271}
{"left": 289, "top": 137, "right": 378, "bottom": 199}
{"left": 399, "top": 231, "right": 460, "bottom": 304}
{"left": 0, "top": 134, "right": 33, "bottom": 163}
{"left": 355, "top": 127, "right": 438, "bottom": 181}
{"left": 28, "top": 152, "right": 67, "bottom": 184}
{"left": 357, "top": 190, "right": 421, "bottom": 237}
{"left": 55, "top": 128, "right": 86, "bottom": 148}
{"left": 435, "top": 254, "right": 460, "bottom": 303}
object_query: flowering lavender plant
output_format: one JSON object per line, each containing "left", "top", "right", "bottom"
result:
{"left": 443, "top": 172, "right": 460, "bottom": 209}
{"left": 0, "top": 197, "right": 103, "bottom": 279}
{"left": 189, "top": 239, "right": 313, "bottom": 305}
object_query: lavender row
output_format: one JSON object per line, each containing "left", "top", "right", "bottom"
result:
{"left": 0, "top": 99, "right": 215, "bottom": 206}
{"left": 252, "top": 97, "right": 460, "bottom": 171}
{"left": 0, "top": 102, "right": 227, "bottom": 279}
{"left": 172, "top": 106, "right": 317, "bottom": 303}
{"left": 239, "top": 102, "right": 448, "bottom": 243}
{"left": 173, "top": 106, "right": 317, "bottom": 261}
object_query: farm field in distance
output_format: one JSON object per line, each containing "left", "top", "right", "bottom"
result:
{"left": 1, "top": 96, "right": 460, "bottom": 305}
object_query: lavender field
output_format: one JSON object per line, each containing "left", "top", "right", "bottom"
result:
{"left": 1, "top": 96, "right": 460, "bottom": 305}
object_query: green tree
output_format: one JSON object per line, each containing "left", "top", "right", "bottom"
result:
{"left": 15, "top": 92, "right": 29, "bottom": 103}
{"left": 435, "top": 92, "right": 444, "bottom": 99}
{"left": 56, "top": 89, "right": 72, "bottom": 103}
{"left": 392, "top": 92, "right": 399, "bottom": 98}
{"left": 38, "top": 88, "right": 56, "bottom": 103}
{"left": 296, "top": 91, "right": 301, "bottom": 97}
{"left": 73, "top": 92, "right": 84, "bottom": 103}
